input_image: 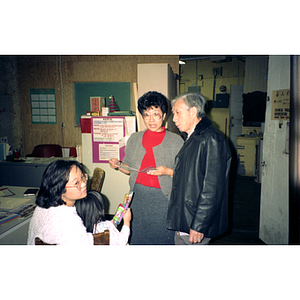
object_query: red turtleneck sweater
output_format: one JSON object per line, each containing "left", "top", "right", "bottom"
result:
{"left": 135, "top": 127, "right": 166, "bottom": 188}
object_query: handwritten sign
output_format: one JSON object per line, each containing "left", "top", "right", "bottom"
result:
{"left": 271, "top": 89, "right": 290, "bottom": 120}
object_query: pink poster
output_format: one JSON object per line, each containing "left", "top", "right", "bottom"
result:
{"left": 91, "top": 116, "right": 125, "bottom": 163}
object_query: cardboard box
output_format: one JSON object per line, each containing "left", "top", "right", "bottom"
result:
{"left": 90, "top": 97, "right": 105, "bottom": 112}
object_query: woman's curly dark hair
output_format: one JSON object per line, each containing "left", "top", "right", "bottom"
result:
{"left": 137, "top": 91, "right": 168, "bottom": 115}
{"left": 36, "top": 160, "right": 85, "bottom": 209}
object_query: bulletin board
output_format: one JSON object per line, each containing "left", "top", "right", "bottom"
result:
{"left": 91, "top": 116, "right": 125, "bottom": 163}
{"left": 74, "top": 82, "right": 131, "bottom": 126}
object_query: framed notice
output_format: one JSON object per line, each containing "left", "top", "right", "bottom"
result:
{"left": 30, "top": 89, "right": 57, "bottom": 124}
{"left": 92, "top": 116, "right": 125, "bottom": 163}
{"left": 90, "top": 96, "right": 105, "bottom": 112}
{"left": 271, "top": 89, "right": 290, "bottom": 121}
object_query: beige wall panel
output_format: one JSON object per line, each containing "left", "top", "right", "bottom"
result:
{"left": 244, "top": 56, "right": 268, "bottom": 93}
{"left": 16, "top": 55, "right": 178, "bottom": 156}
{"left": 72, "top": 61, "right": 137, "bottom": 82}
{"left": 18, "top": 58, "right": 64, "bottom": 155}
{"left": 206, "top": 108, "right": 230, "bottom": 137}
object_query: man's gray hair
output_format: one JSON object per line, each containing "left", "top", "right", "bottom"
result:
{"left": 171, "top": 93, "right": 206, "bottom": 118}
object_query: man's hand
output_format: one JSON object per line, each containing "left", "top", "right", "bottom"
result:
{"left": 189, "top": 229, "right": 204, "bottom": 244}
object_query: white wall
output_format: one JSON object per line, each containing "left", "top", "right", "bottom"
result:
{"left": 259, "top": 55, "right": 290, "bottom": 244}
{"left": 137, "top": 63, "right": 177, "bottom": 132}
{"left": 82, "top": 132, "right": 131, "bottom": 215}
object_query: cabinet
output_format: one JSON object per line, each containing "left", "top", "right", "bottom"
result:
{"left": 0, "top": 161, "right": 47, "bottom": 187}
{"left": 0, "top": 157, "right": 75, "bottom": 187}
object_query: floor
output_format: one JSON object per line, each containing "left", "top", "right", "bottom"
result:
{"left": 210, "top": 175, "right": 266, "bottom": 245}
{"left": 106, "top": 175, "right": 266, "bottom": 245}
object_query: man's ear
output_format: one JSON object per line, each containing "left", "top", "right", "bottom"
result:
{"left": 190, "top": 106, "right": 198, "bottom": 118}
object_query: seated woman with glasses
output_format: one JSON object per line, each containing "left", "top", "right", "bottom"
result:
{"left": 27, "top": 160, "right": 93, "bottom": 245}
{"left": 109, "top": 91, "right": 184, "bottom": 245}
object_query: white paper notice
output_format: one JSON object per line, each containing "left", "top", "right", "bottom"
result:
{"left": 124, "top": 117, "right": 136, "bottom": 136}
{"left": 98, "top": 143, "right": 120, "bottom": 160}
{"left": 93, "top": 118, "right": 124, "bottom": 142}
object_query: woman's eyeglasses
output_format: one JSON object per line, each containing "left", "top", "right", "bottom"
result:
{"left": 142, "top": 112, "right": 162, "bottom": 121}
{"left": 65, "top": 173, "right": 88, "bottom": 190}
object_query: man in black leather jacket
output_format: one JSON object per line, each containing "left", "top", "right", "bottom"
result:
{"left": 166, "top": 93, "right": 232, "bottom": 245}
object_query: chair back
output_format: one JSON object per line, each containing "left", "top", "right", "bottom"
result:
{"left": 90, "top": 167, "right": 105, "bottom": 192}
{"left": 35, "top": 237, "right": 56, "bottom": 245}
{"left": 93, "top": 230, "right": 110, "bottom": 245}
{"left": 27, "top": 144, "right": 63, "bottom": 158}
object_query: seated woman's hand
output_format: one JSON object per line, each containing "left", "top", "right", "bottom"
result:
{"left": 122, "top": 208, "right": 132, "bottom": 227}
{"left": 147, "top": 166, "right": 173, "bottom": 177}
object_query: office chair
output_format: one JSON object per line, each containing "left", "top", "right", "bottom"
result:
{"left": 90, "top": 167, "right": 105, "bottom": 193}
{"left": 34, "top": 230, "right": 110, "bottom": 245}
{"left": 26, "top": 144, "right": 63, "bottom": 158}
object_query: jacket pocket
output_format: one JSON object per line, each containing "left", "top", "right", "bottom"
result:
{"left": 185, "top": 198, "right": 196, "bottom": 215}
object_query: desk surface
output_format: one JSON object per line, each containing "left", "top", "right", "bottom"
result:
{"left": 1, "top": 156, "right": 75, "bottom": 165}
{"left": 0, "top": 186, "right": 37, "bottom": 240}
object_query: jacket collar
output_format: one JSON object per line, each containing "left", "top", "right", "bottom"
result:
{"left": 193, "top": 116, "right": 212, "bottom": 135}
{"left": 182, "top": 116, "right": 212, "bottom": 143}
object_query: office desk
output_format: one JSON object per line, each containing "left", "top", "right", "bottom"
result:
{"left": 0, "top": 186, "right": 37, "bottom": 245}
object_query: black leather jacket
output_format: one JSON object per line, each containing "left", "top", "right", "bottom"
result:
{"left": 166, "top": 116, "right": 232, "bottom": 238}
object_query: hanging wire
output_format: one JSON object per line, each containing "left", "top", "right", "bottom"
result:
{"left": 59, "top": 55, "right": 65, "bottom": 145}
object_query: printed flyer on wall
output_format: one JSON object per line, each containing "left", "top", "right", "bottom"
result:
{"left": 91, "top": 116, "right": 125, "bottom": 163}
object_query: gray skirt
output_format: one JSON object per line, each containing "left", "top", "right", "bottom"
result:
{"left": 129, "top": 183, "right": 175, "bottom": 245}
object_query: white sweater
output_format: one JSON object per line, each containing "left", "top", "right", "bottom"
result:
{"left": 27, "top": 205, "right": 94, "bottom": 245}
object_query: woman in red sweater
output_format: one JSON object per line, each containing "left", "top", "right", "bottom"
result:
{"left": 109, "top": 91, "right": 183, "bottom": 245}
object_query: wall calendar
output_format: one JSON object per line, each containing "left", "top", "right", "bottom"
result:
{"left": 30, "top": 89, "right": 57, "bottom": 124}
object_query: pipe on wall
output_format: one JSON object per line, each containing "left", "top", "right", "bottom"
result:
{"left": 289, "top": 55, "right": 300, "bottom": 244}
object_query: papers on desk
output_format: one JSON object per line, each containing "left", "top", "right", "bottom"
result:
{"left": 0, "top": 204, "right": 36, "bottom": 225}
{"left": 0, "top": 196, "right": 31, "bottom": 210}
{"left": 0, "top": 188, "right": 15, "bottom": 197}
{"left": 0, "top": 186, "right": 37, "bottom": 227}
{"left": 0, "top": 187, "right": 36, "bottom": 209}
{"left": 0, "top": 211, "right": 21, "bottom": 225}
{"left": 11, "top": 204, "right": 36, "bottom": 218}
